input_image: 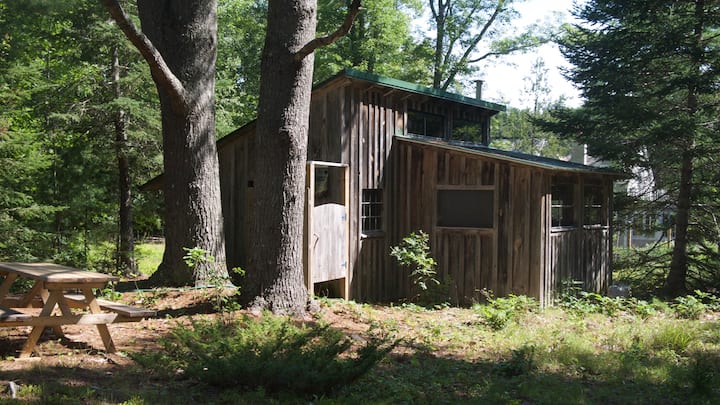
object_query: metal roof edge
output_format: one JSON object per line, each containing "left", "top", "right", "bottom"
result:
{"left": 395, "top": 135, "right": 626, "bottom": 177}
{"left": 314, "top": 68, "right": 506, "bottom": 113}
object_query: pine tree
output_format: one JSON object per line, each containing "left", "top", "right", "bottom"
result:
{"left": 551, "top": 0, "right": 720, "bottom": 296}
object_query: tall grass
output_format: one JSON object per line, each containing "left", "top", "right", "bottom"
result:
{"left": 135, "top": 241, "right": 164, "bottom": 276}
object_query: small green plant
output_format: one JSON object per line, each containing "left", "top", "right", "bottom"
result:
{"left": 99, "top": 281, "right": 122, "bottom": 301}
{"left": 494, "top": 344, "right": 537, "bottom": 377}
{"left": 673, "top": 293, "right": 707, "bottom": 320}
{"left": 390, "top": 231, "right": 438, "bottom": 292}
{"left": 474, "top": 292, "right": 538, "bottom": 330}
{"left": 687, "top": 352, "right": 716, "bottom": 395}
{"left": 183, "top": 246, "right": 239, "bottom": 312}
{"left": 651, "top": 323, "right": 696, "bottom": 354}
{"left": 133, "top": 314, "right": 395, "bottom": 397}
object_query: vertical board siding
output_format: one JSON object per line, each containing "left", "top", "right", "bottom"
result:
{"left": 215, "top": 78, "right": 613, "bottom": 306}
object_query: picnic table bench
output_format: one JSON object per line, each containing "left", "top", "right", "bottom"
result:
{"left": 0, "top": 262, "right": 156, "bottom": 358}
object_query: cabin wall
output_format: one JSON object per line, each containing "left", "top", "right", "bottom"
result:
{"left": 384, "top": 141, "right": 550, "bottom": 305}
{"left": 216, "top": 80, "right": 613, "bottom": 307}
{"left": 548, "top": 176, "right": 613, "bottom": 301}
{"left": 217, "top": 127, "right": 255, "bottom": 273}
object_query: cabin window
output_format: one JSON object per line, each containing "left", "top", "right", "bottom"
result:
{"left": 451, "top": 119, "right": 483, "bottom": 143}
{"left": 583, "top": 184, "right": 604, "bottom": 226}
{"left": 437, "top": 189, "right": 494, "bottom": 228}
{"left": 361, "top": 189, "right": 383, "bottom": 232}
{"left": 407, "top": 110, "right": 444, "bottom": 138}
{"left": 551, "top": 182, "right": 576, "bottom": 227}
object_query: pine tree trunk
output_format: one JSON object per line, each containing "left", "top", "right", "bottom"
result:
{"left": 136, "top": 0, "right": 228, "bottom": 286}
{"left": 244, "top": 0, "right": 318, "bottom": 314}
{"left": 112, "top": 45, "right": 137, "bottom": 277}
{"left": 664, "top": 1, "right": 704, "bottom": 298}
{"left": 665, "top": 149, "right": 692, "bottom": 297}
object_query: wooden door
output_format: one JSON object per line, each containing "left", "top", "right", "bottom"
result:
{"left": 304, "top": 162, "right": 350, "bottom": 298}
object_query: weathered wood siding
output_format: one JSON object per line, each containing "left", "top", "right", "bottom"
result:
{"left": 385, "top": 141, "right": 551, "bottom": 305}
{"left": 215, "top": 76, "right": 613, "bottom": 306}
{"left": 217, "top": 126, "right": 255, "bottom": 273}
{"left": 548, "top": 175, "right": 613, "bottom": 300}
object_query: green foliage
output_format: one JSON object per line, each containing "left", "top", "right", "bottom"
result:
{"left": 427, "top": 0, "right": 554, "bottom": 90}
{"left": 672, "top": 290, "right": 720, "bottom": 320}
{"left": 135, "top": 241, "right": 164, "bottom": 276}
{"left": 548, "top": 0, "right": 720, "bottom": 295}
{"left": 494, "top": 344, "right": 537, "bottom": 377}
{"left": 315, "top": 0, "right": 431, "bottom": 83}
{"left": 0, "top": 0, "right": 163, "bottom": 270}
{"left": 473, "top": 292, "right": 538, "bottom": 330}
{"left": 650, "top": 323, "right": 696, "bottom": 355}
{"left": 558, "top": 279, "right": 660, "bottom": 318}
{"left": 133, "top": 314, "right": 395, "bottom": 397}
{"left": 391, "top": 231, "right": 438, "bottom": 292}
{"left": 183, "top": 246, "right": 238, "bottom": 312}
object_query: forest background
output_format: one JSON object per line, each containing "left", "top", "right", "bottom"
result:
{"left": 2, "top": 0, "right": 719, "bottom": 297}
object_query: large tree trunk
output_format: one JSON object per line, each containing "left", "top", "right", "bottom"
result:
{"left": 136, "top": 0, "right": 228, "bottom": 286}
{"left": 244, "top": 0, "right": 318, "bottom": 315}
{"left": 112, "top": 45, "right": 137, "bottom": 277}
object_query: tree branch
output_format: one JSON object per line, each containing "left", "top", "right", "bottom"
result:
{"left": 295, "top": 0, "right": 362, "bottom": 62}
{"left": 441, "top": 0, "right": 505, "bottom": 90}
{"left": 102, "top": 0, "right": 188, "bottom": 113}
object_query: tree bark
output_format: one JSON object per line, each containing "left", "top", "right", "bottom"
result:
{"left": 665, "top": 148, "right": 692, "bottom": 297}
{"left": 112, "top": 45, "right": 137, "bottom": 276}
{"left": 243, "top": 0, "right": 318, "bottom": 315}
{"left": 105, "top": 0, "right": 229, "bottom": 286}
{"left": 244, "top": 0, "right": 360, "bottom": 315}
{"left": 664, "top": 0, "right": 705, "bottom": 297}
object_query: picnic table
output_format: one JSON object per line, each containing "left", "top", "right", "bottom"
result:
{"left": 0, "top": 262, "right": 155, "bottom": 358}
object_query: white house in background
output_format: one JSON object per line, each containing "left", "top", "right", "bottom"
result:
{"left": 566, "top": 145, "right": 672, "bottom": 249}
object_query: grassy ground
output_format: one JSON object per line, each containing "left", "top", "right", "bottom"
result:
{"left": 2, "top": 292, "right": 719, "bottom": 404}
{"left": 3, "top": 243, "right": 718, "bottom": 403}
{"left": 134, "top": 241, "right": 164, "bottom": 276}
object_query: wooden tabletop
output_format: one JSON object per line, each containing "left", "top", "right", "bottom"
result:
{"left": 0, "top": 262, "right": 119, "bottom": 285}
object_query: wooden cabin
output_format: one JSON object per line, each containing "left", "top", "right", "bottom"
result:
{"left": 207, "top": 69, "right": 622, "bottom": 306}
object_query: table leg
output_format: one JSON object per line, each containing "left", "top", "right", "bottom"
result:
{"left": 40, "top": 289, "right": 65, "bottom": 338}
{"left": 81, "top": 288, "right": 116, "bottom": 353}
{"left": 19, "top": 290, "right": 61, "bottom": 358}
{"left": 17, "top": 281, "right": 44, "bottom": 308}
{"left": 0, "top": 273, "right": 19, "bottom": 305}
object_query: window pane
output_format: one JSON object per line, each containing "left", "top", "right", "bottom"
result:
{"left": 551, "top": 182, "right": 576, "bottom": 227}
{"left": 437, "top": 189, "right": 494, "bottom": 228}
{"left": 408, "top": 110, "right": 444, "bottom": 138}
{"left": 451, "top": 119, "right": 482, "bottom": 143}
{"left": 584, "top": 184, "right": 604, "bottom": 225}
{"left": 361, "top": 189, "right": 383, "bottom": 232}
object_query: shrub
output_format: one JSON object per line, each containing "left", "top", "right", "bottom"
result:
{"left": 673, "top": 293, "right": 708, "bottom": 320}
{"left": 494, "top": 344, "right": 537, "bottom": 377}
{"left": 133, "top": 314, "right": 395, "bottom": 397}
{"left": 391, "top": 231, "right": 442, "bottom": 303}
{"left": 474, "top": 293, "right": 538, "bottom": 330}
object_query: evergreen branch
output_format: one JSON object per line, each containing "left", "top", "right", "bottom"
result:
{"left": 295, "top": 0, "right": 362, "bottom": 62}
{"left": 102, "top": 0, "right": 188, "bottom": 113}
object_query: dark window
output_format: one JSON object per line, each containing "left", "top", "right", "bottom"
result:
{"left": 361, "top": 189, "right": 383, "bottom": 232}
{"left": 407, "top": 110, "right": 444, "bottom": 138}
{"left": 437, "top": 189, "right": 494, "bottom": 228}
{"left": 552, "top": 182, "right": 576, "bottom": 227}
{"left": 583, "top": 184, "right": 604, "bottom": 226}
{"left": 451, "top": 119, "right": 483, "bottom": 143}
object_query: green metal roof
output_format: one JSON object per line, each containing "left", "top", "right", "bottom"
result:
{"left": 396, "top": 135, "right": 626, "bottom": 177}
{"left": 319, "top": 68, "right": 507, "bottom": 113}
